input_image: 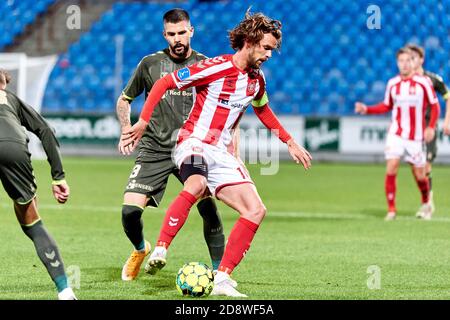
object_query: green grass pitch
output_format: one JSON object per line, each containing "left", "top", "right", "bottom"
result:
{"left": 1, "top": 157, "right": 450, "bottom": 300}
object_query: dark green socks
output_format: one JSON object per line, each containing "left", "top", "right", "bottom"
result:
{"left": 197, "top": 197, "right": 225, "bottom": 270}
{"left": 21, "top": 220, "right": 68, "bottom": 293}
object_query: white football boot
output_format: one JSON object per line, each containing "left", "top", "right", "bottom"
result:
{"left": 384, "top": 211, "right": 396, "bottom": 221}
{"left": 210, "top": 271, "right": 247, "bottom": 297}
{"left": 213, "top": 270, "right": 238, "bottom": 288}
{"left": 416, "top": 203, "right": 433, "bottom": 220}
{"left": 144, "top": 246, "right": 167, "bottom": 275}
{"left": 58, "top": 287, "right": 77, "bottom": 300}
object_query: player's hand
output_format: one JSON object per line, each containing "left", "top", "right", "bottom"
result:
{"left": 354, "top": 102, "right": 368, "bottom": 114}
{"left": 52, "top": 182, "right": 70, "bottom": 204}
{"left": 118, "top": 124, "right": 134, "bottom": 156}
{"left": 287, "top": 139, "right": 312, "bottom": 170}
{"left": 444, "top": 121, "right": 450, "bottom": 136}
{"left": 120, "top": 119, "right": 148, "bottom": 154}
{"left": 424, "top": 127, "right": 435, "bottom": 143}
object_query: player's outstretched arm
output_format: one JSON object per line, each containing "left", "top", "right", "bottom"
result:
{"left": 287, "top": 139, "right": 312, "bottom": 170}
{"left": 52, "top": 180, "right": 70, "bottom": 204}
{"left": 354, "top": 102, "right": 368, "bottom": 114}
{"left": 355, "top": 101, "right": 392, "bottom": 115}
{"left": 252, "top": 104, "right": 312, "bottom": 169}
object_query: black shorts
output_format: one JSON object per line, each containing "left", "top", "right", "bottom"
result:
{"left": 426, "top": 128, "right": 438, "bottom": 163}
{"left": 0, "top": 142, "right": 37, "bottom": 204}
{"left": 124, "top": 151, "right": 182, "bottom": 207}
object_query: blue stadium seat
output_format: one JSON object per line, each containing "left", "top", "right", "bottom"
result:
{"left": 0, "top": 0, "right": 55, "bottom": 49}
{"left": 40, "top": 0, "right": 450, "bottom": 115}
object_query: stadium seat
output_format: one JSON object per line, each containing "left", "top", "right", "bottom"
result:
{"left": 0, "top": 0, "right": 55, "bottom": 49}
{"left": 40, "top": 0, "right": 449, "bottom": 115}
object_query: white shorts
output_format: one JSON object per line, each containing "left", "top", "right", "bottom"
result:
{"left": 173, "top": 138, "right": 253, "bottom": 196}
{"left": 384, "top": 134, "right": 426, "bottom": 167}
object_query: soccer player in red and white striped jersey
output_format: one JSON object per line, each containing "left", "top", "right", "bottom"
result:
{"left": 355, "top": 47, "right": 440, "bottom": 221}
{"left": 121, "top": 10, "right": 312, "bottom": 297}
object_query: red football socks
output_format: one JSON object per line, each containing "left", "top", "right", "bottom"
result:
{"left": 416, "top": 178, "right": 430, "bottom": 204}
{"left": 218, "top": 217, "right": 260, "bottom": 274}
{"left": 158, "top": 190, "right": 197, "bottom": 247}
{"left": 385, "top": 174, "right": 397, "bottom": 212}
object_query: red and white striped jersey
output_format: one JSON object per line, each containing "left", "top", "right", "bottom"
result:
{"left": 383, "top": 74, "right": 439, "bottom": 141}
{"left": 171, "top": 54, "right": 266, "bottom": 150}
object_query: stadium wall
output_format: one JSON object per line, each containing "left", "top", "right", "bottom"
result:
{"left": 44, "top": 115, "right": 450, "bottom": 164}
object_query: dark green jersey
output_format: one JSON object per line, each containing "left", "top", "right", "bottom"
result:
{"left": 0, "top": 89, "right": 64, "bottom": 180}
{"left": 122, "top": 49, "right": 208, "bottom": 154}
{"left": 424, "top": 70, "right": 449, "bottom": 123}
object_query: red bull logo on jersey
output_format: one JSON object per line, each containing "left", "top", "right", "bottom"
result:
{"left": 246, "top": 80, "right": 257, "bottom": 96}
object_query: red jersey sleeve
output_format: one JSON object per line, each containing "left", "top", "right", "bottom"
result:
{"left": 172, "top": 55, "right": 234, "bottom": 90}
{"left": 251, "top": 71, "right": 292, "bottom": 143}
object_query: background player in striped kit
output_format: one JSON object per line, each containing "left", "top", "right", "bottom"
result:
{"left": 121, "top": 10, "right": 312, "bottom": 297}
{"left": 406, "top": 43, "right": 450, "bottom": 217}
{"left": 116, "top": 9, "right": 227, "bottom": 281}
{"left": 355, "top": 47, "right": 440, "bottom": 221}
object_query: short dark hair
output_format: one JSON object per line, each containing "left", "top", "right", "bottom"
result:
{"left": 229, "top": 8, "right": 282, "bottom": 51}
{"left": 163, "top": 8, "right": 190, "bottom": 24}
{"left": 406, "top": 43, "right": 425, "bottom": 59}
{"left": 0, "top": 69, "right": 11, "bottom": 86}
{"left": 396, "top": 47, "right": 411, "bottom": 58}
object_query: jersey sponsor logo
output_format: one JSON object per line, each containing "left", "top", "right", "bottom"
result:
{"left": 126, "top": 179, "right": 154, "bottom": 192}
{"left": 246, "top": 79, "right": 257, "bottom": 96}
{"left": 231, "top": 102, "right": 245, "bottom": 109}
{"left": 219, "top": 98, "right": 229, "bottom": 105}
{"left": 177, "top": 68, "right": 190, "bottom": 80}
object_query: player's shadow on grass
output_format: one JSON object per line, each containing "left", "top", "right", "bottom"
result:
{"left": 83, "top": 267, "right": 176, "bottom": 297}
{"left": 139, "top": 271, "right": 176, "bottom": 296}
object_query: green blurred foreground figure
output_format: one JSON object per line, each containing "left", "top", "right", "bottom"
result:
{"left": 0, "top": 69, "right": 76, "bottom": 300}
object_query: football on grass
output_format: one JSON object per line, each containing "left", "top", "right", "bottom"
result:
{"left": 176, "top": 262, "right": 214, "bottom": 297}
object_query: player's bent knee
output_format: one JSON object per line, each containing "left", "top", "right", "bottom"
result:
{"left": 184, "top": 176, "right": 208, "bottom": 199}
{"left": 122, "top": 204, "right": 144, "bottom": 222}
{"left": 242, "top": 204, "right": 266, "bottom": 224}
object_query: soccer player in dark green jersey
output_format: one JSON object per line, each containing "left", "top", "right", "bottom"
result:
{"left": 116, "top": 9, "right": 227, "bottom": 281}
{"left": 407, "top": 44, "right": 450, "bottom": 219}
{"left": 0, "top": 70, "right": 76, "bottom": 300}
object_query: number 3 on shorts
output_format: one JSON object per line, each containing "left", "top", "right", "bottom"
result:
{"left": 129, "top": 164, "right": 142, "bottom": 179}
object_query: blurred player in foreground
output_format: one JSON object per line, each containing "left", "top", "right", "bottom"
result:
{"left": 116, "top": 9, "right": 226, "bottom": 281}
{"left": 0, "top": 70, "right": 76, "bottom": 300}
{"left": 407, "top": 43, "right": 450, "bottom": 216}
{"left": 121, "top": 10, "right": 312, "bottom": 297}
{"left": 355, "top": 48, "right": 440, "bottom": 221}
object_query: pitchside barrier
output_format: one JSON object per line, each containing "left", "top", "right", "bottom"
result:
{"left": 43, "top": 114, "right": 450, "bottom": 164}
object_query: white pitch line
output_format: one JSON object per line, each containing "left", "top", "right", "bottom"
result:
{"left": 1, "top": 202, "right": 449, "bottom": 222}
